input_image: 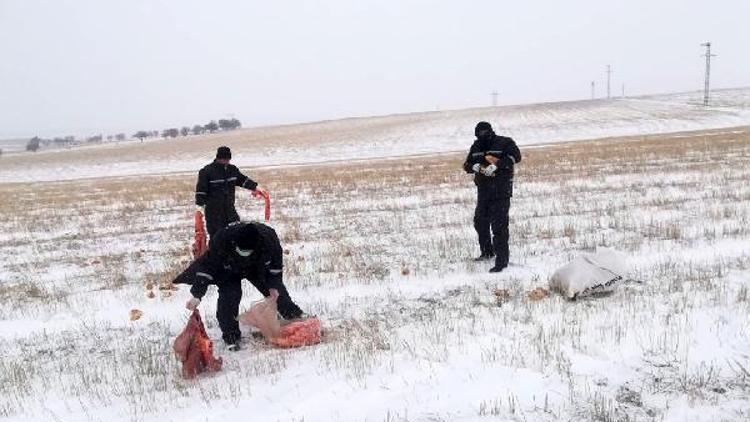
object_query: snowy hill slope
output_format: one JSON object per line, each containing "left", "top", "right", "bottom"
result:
{"left": 1, "top": 88, "right": 750, "bottom": 183}
{"left": 0, "top": 128, "right": 748, "bottom": 421}
{"left": 640, "top": 87, "right": 750, "bottom": 109}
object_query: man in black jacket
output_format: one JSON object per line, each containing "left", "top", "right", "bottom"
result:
{"left": 196, "top": 146, "right": 264, "bottom": 236}
{"left": 463, "top": 121, "right": 522, "bottom": 273}
{"left": 174, "top": 221, "right": 305, "bottom": 351}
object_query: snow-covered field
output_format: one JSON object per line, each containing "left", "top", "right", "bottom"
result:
{"left": 640, "top": 87, "right": 750, "bottom": 109}
{"left": 1, "top": 126, "right": 748, "bottom": 421}
{"left": 2, "top": 88, "right": 750, "bottom": 183}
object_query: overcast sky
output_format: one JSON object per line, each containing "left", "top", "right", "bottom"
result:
{"left": 0, "top": 0, "right": 748, "bottom": 139}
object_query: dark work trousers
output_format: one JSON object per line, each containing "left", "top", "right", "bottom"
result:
{"left": 204, "top": 205, "right": 240, "bottom": 237}
{"left": 216, "top": 275, "right": 243, "bottom": 344}
{"left": 473, "top": 193, "right": 511, "bottom": 267}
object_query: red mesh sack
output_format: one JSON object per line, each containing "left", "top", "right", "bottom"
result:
{"left": 251, "top": 188, "right": 271, "bottom": 222}
{"left": 270, "top": 317, "right": 322, "bottom": 348}
{"left": 239, "top": 292, "right": 321, "bottom": 348}
{"left": 173, "top": 310, "right": 222, "bottom": 378}
{"left": 191, "top": 210, "right": 208, "bottom": 259}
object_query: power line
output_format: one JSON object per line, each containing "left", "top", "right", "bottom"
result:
{"left": 701, "top": 42, "right": 716, "bottom": 106}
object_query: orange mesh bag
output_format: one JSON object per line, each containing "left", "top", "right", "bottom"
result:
{"left": 270, "top": 317, "right": 321, "bottom": 348}
{"left": 191, "top": 210, "right": 208, "bottom": 259}
{"left": 251, "top": 188, "right": 272, "bottom": 222}
{"left": 173, "top": 310, "right": 222, "bottom": 378}
{"left": 239, "top": 291, "right": 321, "bottom": 348}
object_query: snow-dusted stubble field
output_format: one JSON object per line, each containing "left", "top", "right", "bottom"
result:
{"left": 0, "top": 127, "right": 749, "bottom": 421}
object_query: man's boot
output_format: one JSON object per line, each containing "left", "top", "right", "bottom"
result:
{"left": 488, "top": 264, "right": 506, "bottom": 273}
{"left": 489, "top": 254, "right": 508, "bottom": 273}
{"left": 224, "top": 333, "right": 241, "bottom": 352}
{"left": 474, "top": 253, "right": 495, "bottom": 262}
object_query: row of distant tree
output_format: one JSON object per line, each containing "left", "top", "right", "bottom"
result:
{"left": 25, "top": 133, "right": 127, "bottom": 152}
{"left": 133, "top": 118, "right": 242, "bottom": 141}
{"left": 23, "top": 118, "right": 242, "bottom": 152}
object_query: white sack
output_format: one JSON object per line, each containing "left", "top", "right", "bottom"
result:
{"left": 549, "top": 248, "right": 631, "bottom": 299}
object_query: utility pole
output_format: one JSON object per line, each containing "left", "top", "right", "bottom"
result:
{"left": 606, "top": 65, "right": 612, "bottom": 99}
{"left": 490, "top": 91, "right": 499, "bottom": 107}
{"left": 701, "top": 42, "right": 716, "bottom": 106}
{"left": 591, "top": 81, "right": 595, "bottom": 99}
{"left": 621, "top": 83, "right": 625, "bottom": 98}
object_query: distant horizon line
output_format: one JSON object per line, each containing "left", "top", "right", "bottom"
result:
{"left": 2, "top": 85, "right": 748, "bottom": 142}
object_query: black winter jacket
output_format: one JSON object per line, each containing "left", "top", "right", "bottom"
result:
{"left": 189, "top": 222, "right": 284, "bottom": 299}
{"left": 195, "top": 161, "right": 257, "bottom": 209}
{"left": 463, "top": 133, "right": 522, "bottom": 197}
{"left": 195, "top": 161, "right": 257, "bottom": 233}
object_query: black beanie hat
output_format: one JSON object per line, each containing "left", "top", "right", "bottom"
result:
{"left": 234, "top": 224, "right": 259, "bottom": 250}
{"left": 216, "top": 146, "right": 232, "bottom": 160}
{"left": 475, "top": 121, "right": 493, "bottom": 137}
